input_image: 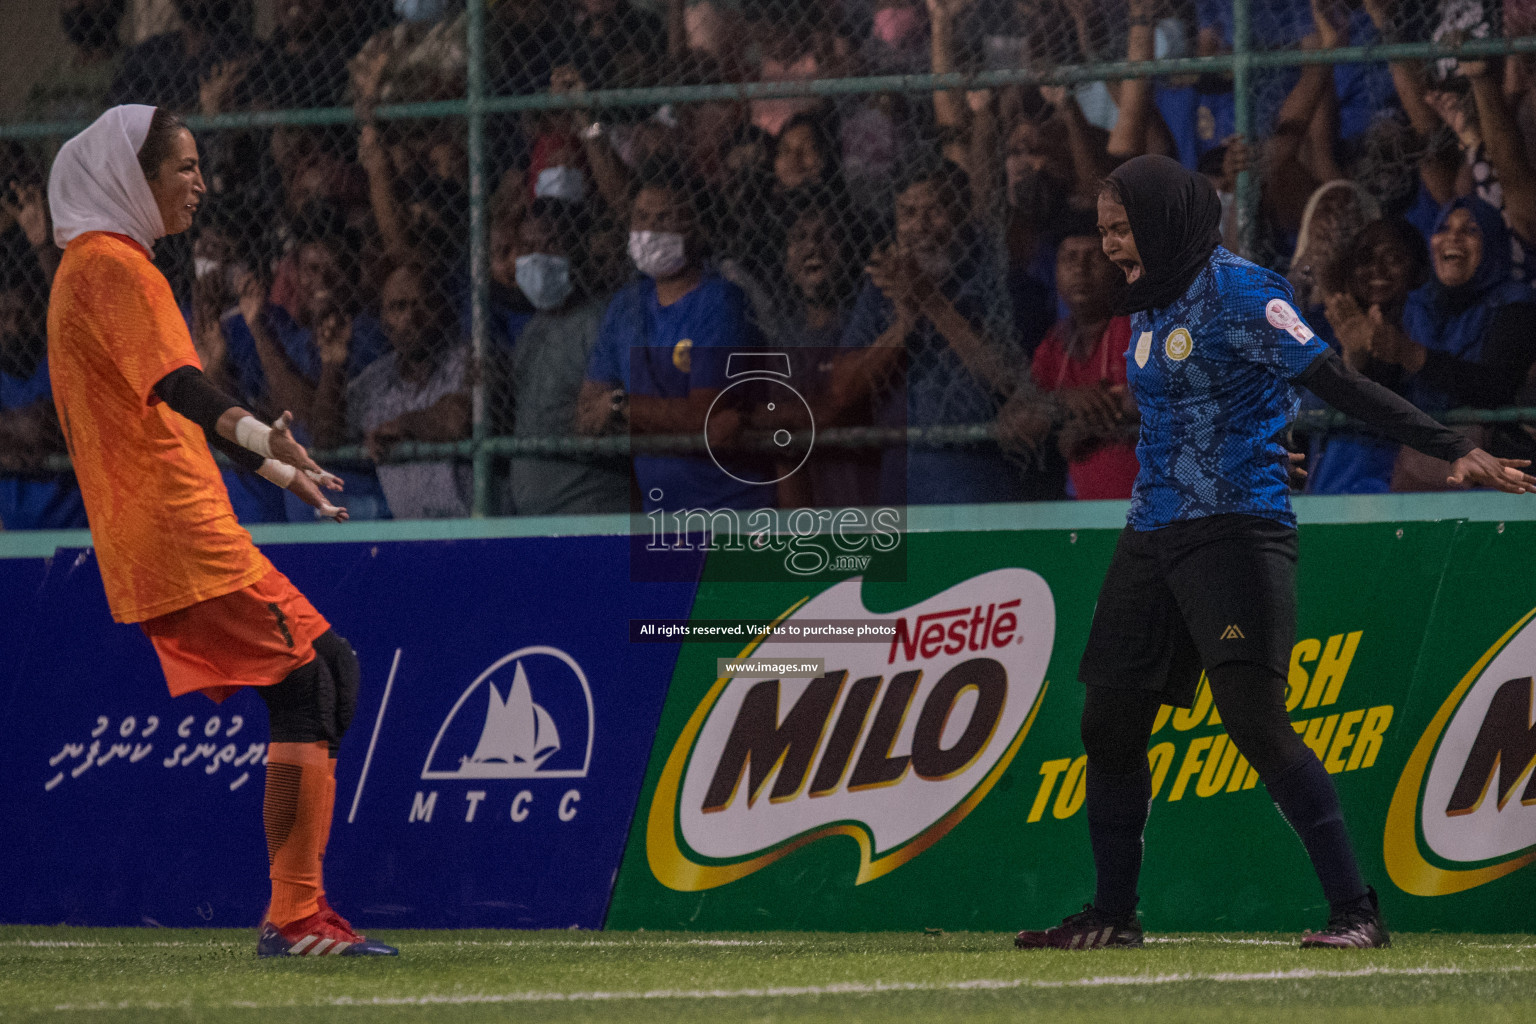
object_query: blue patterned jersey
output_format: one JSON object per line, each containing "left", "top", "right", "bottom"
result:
{"left": 1126, "top": 248, "right": 1330, "bottom": 530}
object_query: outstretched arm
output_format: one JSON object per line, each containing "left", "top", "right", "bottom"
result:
{"left": 153, "top": 367, "right": 350, "bottom": 518}
{"left": 1297, "top": 349, "right": 1536, "bottom": 493}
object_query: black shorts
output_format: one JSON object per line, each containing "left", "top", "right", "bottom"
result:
{"left": 1077, "top": 514, "right": 1298, "bottom": 708}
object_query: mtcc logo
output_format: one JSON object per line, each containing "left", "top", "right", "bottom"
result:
{"left": 422, "top": 646, "right": 594, "bottom": 780}
{"left": 1386, "top": 607, "right": 1536, "bottom": 895}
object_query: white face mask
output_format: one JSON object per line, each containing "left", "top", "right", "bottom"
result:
{"left": 535, "top": 165, "right": 586, "bottom": 204}
{"left": 629, "top": 230, "right": 688, "bottom": 279}
{"left": 515, "top": 253, "right": 574, "bottom": 311}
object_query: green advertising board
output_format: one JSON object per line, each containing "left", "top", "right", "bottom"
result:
{"left": 608, "top": 505, "right": 1536, "bottom": 933}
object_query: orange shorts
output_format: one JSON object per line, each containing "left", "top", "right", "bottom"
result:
{"left": 141, "top": 568, "right": 331, "bottom": 703}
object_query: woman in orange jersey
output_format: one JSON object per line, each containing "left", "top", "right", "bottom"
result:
{"left": 47, "top": 105, "right": 396, "bottom": 958}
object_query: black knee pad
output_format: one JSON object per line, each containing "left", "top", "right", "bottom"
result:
{"left": 312, "top": 630, "right": 360, "bottom": 743}
{"left": 258, "top": 630, "right": 359, "bottom": 753}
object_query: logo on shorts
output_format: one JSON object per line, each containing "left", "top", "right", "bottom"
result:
{"left": 1221, "top": 625, "right": 1245, "bottom": 640}
{"left": 1164, "top": 328, "right": 1193, "bottom": 361}
{"left": 1265, "top": 299, "right": 1316, "bottom": 343}
{"left": 267, "top": 602, "right": 294, "bottom": 649}
{"left": 1385, "top": 607, "right": 1536, "bottom": 895}
{"left": 421, "top": 646, "right": 594, "bottom": 780}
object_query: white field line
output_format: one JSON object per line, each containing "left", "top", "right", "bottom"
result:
{"left": 1145, "top": 937, "right": 1293, "bottom": 947}
{"left": 0, "top": 938, "right": 784, "bottom": 950}
{"left": 402, "top": 938, "right": 789, "bottom": 948}
{"left": 39, "top": 963, "right": 1536, "bottom": 1012}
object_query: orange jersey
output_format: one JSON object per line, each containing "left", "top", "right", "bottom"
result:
{"left": 48, "top": 231, "right": 270, "bottom": 623}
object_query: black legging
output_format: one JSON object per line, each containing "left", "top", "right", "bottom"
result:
{"left": 1081, "top": 660, "right": 1312, "bottom": 779}
{"left": 1079, "top": 659, "right": 1367, "bottom": 916}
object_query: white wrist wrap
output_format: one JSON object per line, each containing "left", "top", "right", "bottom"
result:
{"left": 256, "top": 459, "right": 296, "bottom": 487}
{"left": 234, "top": 415, "right": 274, "bottom": 459}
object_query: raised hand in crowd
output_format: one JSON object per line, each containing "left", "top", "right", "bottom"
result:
{"left": 550, "top": 64, "right": 630, "bottom": 215}
{"left": 1322, "top": 291, "right": 1379, "bottom": 370}
{"left": 199, "top": 57, "right": 251, "bottom": 117}
{"left": 927, "top": 0, "right": 978, "bottom": 131}
{"left": 1459, "top": 56, "right": 1536, "bottom": 253}
{"left": 315, "top": 304, "right": 354, "bottom": 372}
{"left": 865, "top": 242, "right": 928, "bottom": 328}
{"left": 309, "top": 296, "right": 356, "bottom": 451}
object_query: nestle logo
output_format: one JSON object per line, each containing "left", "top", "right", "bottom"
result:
{"left": 888, "top": 600, "right": 1022, "bottom": 664}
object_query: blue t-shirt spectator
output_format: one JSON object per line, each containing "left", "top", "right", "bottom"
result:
{"left": 1155, "top": 84, "right": 1236, "bottom": 172}
{"left": 0, "top": 357, "right": 86, "bottom": 530}
{"left": 585, "top": 272, "right": 773, "bottom": 511}
{"left": 1195, "top": 0, "right": 1394, "bottom": 140}
{"left": 839, "top": 245, "right": 1035, "bottom": 505}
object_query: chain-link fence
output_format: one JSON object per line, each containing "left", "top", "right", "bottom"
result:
{"left": 3, "top": 0, "right": 1536, "bottom": 524}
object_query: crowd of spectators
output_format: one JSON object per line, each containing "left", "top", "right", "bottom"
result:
{"left": 4, "top": 0, "right": 1536, "bottom": 526}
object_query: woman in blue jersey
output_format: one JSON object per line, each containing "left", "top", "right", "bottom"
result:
{"left": 1014, "top": 155, "right": 1534, "bottom": 952}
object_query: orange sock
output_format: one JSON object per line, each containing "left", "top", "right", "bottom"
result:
{"left": 264, "top": 741, "right": 332, "bottom": 927}
{"left": 319, "top": 758, "right": 338, "bottom": 904}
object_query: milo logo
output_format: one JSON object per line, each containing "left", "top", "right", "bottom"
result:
{"left": 646, "top": 569, "right": 1053, "bottom": 891}
{"left": 1385, "top": 607, "right": 1536, "bottom": 895}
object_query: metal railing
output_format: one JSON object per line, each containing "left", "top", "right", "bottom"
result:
{"left": 7, "top": 0, "right": 1536, "bottom": 514}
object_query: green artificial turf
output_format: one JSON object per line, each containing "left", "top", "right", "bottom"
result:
{"left": 3, "top": 928, "right": 1533, "bottom": 1024}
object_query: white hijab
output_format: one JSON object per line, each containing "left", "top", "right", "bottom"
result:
{"left": 48, "top": 104, "right": 167, "bottom": 254}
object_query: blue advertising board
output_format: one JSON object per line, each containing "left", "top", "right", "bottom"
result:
{"left": 0, "top": 533, "right": 703, "bottom": 930}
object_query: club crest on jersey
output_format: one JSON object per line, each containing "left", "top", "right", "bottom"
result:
{"left": 1265, "top": 299, "right": 1315, "bottom": 343}
{"left": 1164, "top": 328, "right": 1193, "bottom": 361}
{"left": 1134, "top": 331, "right": 1152, "bottom": 368}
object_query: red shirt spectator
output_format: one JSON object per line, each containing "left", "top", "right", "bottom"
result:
{"left": 1032, "top": 317, "right": 1140, "bottom": 499}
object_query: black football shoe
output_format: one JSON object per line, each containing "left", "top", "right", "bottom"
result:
{"left": 1300, "top": 887, "right": 1391, "bottom": 949}
{"left": 1014, "top": 904, "right": 1144, "bottom": 949}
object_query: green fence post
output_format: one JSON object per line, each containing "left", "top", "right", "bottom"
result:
{"left": 467, "top": 0, "right": 492, "bottom": 516}
{"left": 1233, "top": 0, "right": 1254, "bottom": 257}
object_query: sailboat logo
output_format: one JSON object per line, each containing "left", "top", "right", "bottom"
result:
{"left": 421, "top": 645, "right": 595, "bottom": 780}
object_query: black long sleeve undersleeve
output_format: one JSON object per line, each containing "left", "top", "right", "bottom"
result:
{"left": 1415, "top": 302, "right": 1536, "bottom": 408}
{"left": 1296, "top": 349, "right": 1477, "bottom": 464}
{"left": 151, "top": 366, "right": 266, "bottom": 474}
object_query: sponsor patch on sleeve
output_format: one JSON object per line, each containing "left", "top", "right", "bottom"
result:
{"left": 1265, "top": 298, "right": 1315, "bottom": 343}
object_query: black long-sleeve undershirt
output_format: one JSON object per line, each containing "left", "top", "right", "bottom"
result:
{"left": 151, "top": 366, "right": 266, "bottom": 474}
{"left": 1416, "top": 301, "right": 1536, "bottom": 408}
{"left": 1297, "top": 349, "right": 1477, "bottom": 464}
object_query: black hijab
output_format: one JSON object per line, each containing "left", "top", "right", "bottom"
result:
{"left": 1108, "top": 155, "right": 1223, "bottom": 314}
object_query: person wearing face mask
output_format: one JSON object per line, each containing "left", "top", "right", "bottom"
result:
{"left": 487, "top": 200, "right": 629, "bottom": 515}
{"left": 486, "top": 202, "right": 540, "bottom": 351}
{"left": 1363, "top": 198, "right": 1536, "bottom": 489}
{"left": 577, "top": 163, "right": 772, "bottom": 512}
{"left": 834, "top": 159, "right": 1050, "bottom": 505}
{"left": 0, "top": 270, "right": 86, "bottom": 530}
{"left": 999, "top": 114, "right": 1085, "bottom": 352}
{"left": 26, "top": 0, "right": 126, "bottom": 124}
